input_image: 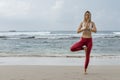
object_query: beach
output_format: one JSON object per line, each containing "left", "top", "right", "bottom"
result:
{"left": 0, "top": 57, "right": 120, "bottom": 80}
{"left": 0, "top": 65, "right": 120, "bottom": 80}
{"left": 0, "top": 0, "right": 120, "bottom": 79}
{"left": 0, "top": 31, "right": 120, "bottom": 80}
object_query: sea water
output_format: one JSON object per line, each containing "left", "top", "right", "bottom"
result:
{"left": 0, "top": 31, "right": 120, "bottom": 57}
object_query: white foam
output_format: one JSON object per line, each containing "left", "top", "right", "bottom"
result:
{"left": 0, "top": 31, "right": 119, "bottom": 39}
{"left": 0, "top": 31, "right": 51, "bottom": 36}
{"left": 113, "top": 32, "right": 120, "bottom": 35}
{"left": 0, "top": 57, "right": 120, "bottom": 65}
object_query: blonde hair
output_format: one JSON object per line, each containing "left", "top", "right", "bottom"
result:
{"left": 83, "top": 11, "right": 91, "bottom": 22}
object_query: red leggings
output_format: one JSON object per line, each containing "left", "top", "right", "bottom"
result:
{"left": 70, "top": 37, "right": 92, "bottom": 69}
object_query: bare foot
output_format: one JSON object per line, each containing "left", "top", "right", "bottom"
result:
{"left": 84, "top": 69, "right": 88, "bottom": 75}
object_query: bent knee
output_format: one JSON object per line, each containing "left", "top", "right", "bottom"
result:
{"left": 70, "top": 47, "right": 75, "bottom": 52}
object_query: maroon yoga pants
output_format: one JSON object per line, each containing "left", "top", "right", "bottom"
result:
{"left": 70, "top": 37, "right": 92, "bottom": 69}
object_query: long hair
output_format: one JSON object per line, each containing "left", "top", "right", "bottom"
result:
{"left": 83, "top": 11, "right": 91, "bottom": 22}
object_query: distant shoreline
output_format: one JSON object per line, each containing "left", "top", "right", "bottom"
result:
{"left": 0, "top": 30, "right": 120, "bottom": 32}
{"left": 0, "top": 57, "right": 120, "bottom": 65}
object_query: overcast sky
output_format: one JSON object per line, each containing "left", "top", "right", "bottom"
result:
{"left": 0, "top": 0, "right": 119, "bottom": 31}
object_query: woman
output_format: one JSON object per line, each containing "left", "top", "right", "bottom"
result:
{"left": 70, "top": 11, "right": 97, "bottom": 74}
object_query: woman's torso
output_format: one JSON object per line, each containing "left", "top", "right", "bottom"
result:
{"left": 81, "top": 21, "right": 93, "bottom": 38}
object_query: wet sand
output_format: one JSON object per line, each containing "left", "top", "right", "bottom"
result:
{"left": 0, "top": 65, "right": 120, "bottom": 80}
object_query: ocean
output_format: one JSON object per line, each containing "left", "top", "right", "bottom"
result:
{"left": 0, "top": 31, "right": 120, "bottom": 57}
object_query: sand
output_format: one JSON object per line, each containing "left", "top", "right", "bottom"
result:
{"left": 0, "top": 65, "right": 120, "bottom": 80}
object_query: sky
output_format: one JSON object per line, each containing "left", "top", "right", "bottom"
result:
{"left": 0, "top": 0, "right": 119, "bottom": 31}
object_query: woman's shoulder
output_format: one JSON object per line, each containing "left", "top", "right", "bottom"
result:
{"left": 79, "top": 21, "right": 84, "bottom": 26}
{"left": 91, "top": 21, "right": 95, "bottom": 24}
{"left": 80, "top": 21, "right": 85, "bottom": 25}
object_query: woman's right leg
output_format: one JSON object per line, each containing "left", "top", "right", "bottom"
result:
{"left": 70, "top": 38, "right": 85, "bottom": 52}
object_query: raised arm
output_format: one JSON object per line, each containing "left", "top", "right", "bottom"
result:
{"left": 91, "top": 22, "right": 97, "bottom": 33}
{"left": 77, "top": 22, "right": 84, "bottom": 33}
